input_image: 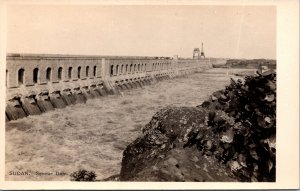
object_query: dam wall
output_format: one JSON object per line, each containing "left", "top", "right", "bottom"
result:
{"left": 5, "top": 53, "right": 214, "bottom": 121}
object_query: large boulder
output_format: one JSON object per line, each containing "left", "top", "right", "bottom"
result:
{"left": 120, "top": 107, "right": 236, "bottom": 181}
{"left": 120, "top": 71, "right": 276, "bottom": 182}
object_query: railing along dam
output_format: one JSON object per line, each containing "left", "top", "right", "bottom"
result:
{"left": 5, "top": 53, "right": 225, "bottom": 121}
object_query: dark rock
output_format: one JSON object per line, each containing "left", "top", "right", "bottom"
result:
{"left": 120, "top": 106, "right": 236, "bottom": 181}
{"left": 120, "top": 71, "right": 276, "bottom": 182}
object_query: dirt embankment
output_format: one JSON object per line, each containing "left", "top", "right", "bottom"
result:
{"left": 120, "top": 71, "right": 276, "bottom": 182}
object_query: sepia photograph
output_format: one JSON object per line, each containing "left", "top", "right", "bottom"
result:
{"left": 0, "top": 0, "right": 299, "bottom": 189}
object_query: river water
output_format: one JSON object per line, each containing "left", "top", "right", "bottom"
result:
{"left": 5, "top": 69, "right": 237, "bottom": 181}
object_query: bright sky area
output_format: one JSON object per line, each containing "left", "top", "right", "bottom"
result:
{"left": 6, "top": 5, "right": 276, "bottom": 59}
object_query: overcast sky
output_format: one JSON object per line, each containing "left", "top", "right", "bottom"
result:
{"left": 6, "top": 5, "right": 276, "bottom": 59}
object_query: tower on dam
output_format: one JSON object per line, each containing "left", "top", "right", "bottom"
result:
{"left": 193, "top": 48, "right": 200, "bottom": 59}
{"left": 200, "top": 42, "right": 205, "bottom": 58}
{"left": 193, "top": 43, "right": 205, "bottom": 59}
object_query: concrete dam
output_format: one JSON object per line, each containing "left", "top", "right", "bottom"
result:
{"left": 5, "top": 52, "right": 226, "bottom": 121}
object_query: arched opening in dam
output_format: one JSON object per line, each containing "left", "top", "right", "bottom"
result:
{"left": 121, "top": 64, "right": 124, "bottom": 74}
{"left": 110, "top": 65, "right": 114, "bottom": 76}
{"left": 77, "top": 66, "right": 81, "bottom": 79}
{"left": 68, "top": 67, "right": 72, "bottom": 79}
{"left": 33, "top": 68, "right": 39, "bottom": 84}
{"left": 86, "top": 66, "right": 89, "bottom": 77}
{"left": 93, "top": 66, "right": 97, "bottom": 77}
{"left": 18, "top": 68, "right": 24, "bottom": 85}
{"left": 116, "top": 65, "right": 119, "bottom": 75}
{"left": 46, "top": 67, "right": 52, "bottom": 82}
{"left": 58, "top": 67, "right": 63, "bottom": 81}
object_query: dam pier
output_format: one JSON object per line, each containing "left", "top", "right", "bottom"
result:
{"left": 5, "top": 51, "right": 226, "bottom": 121}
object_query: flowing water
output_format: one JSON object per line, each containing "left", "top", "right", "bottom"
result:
{"left": 5, "top": 70, "right": 238, "bottom": 181}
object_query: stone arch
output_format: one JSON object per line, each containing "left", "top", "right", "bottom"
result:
{"left": 126, "top": 64, "right": 128, "bottom": 73}
{"left": 46, "top": 67, "right": 52, "bottom": 82}
{"left": 77, "top": 66, "right": 81, "bottom": 79}
{"left": 33, "top": 68, "right": 39, "bottom": 83}
{"left": 58, "top": 67, "right": 63, "bottom": 81}
{"left": 86, "top": 66, "right": 89, "bottom": 77}
{"left": 68, "top": 67, "right": 72, "bottom": 79}
{"left": 130, "top": 64, "right": 133, "bottom": 73}
{"left": 138, "top": 64, "right": 140, "bottom": 72}
{"left": 134, "top": 64, "right": 136, "bottom": 72}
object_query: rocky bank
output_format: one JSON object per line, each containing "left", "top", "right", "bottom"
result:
{"left": 120, "top": 70, "right": 276, "bottom": 182}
